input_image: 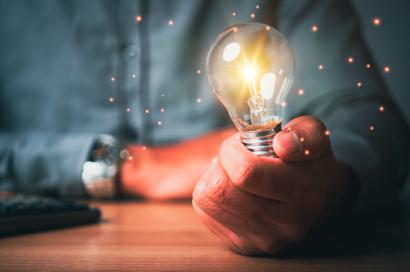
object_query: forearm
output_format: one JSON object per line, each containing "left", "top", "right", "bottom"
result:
{"left": 314, "top": 89, "right": 410, "bottom": 212}
{"left": 120, "top": 127, "right": 236, "bottom": 200}
{"left": 148, "top": 127, "right": 236, "bottom": 162}
{"left": 0, "top": 133, "right": 96, "bottom": 197}
{"left": 279, "top": 0, "right": 410, "bottom": 212}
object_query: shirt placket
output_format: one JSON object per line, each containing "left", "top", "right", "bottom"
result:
{"left": 115, "top": 0, "right": 151, "bottom": 144}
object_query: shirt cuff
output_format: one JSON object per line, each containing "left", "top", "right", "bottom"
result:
{"left": 56, "top": 134, "right": 96, "bottom": 198}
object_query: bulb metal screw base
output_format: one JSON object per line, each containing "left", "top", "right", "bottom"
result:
{"left": 240, "top": 123, "right": 282, "bottom": 157}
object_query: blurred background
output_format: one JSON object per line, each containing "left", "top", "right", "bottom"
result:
{"left": 353, "top": 0, "right": 410, "bottom": 194}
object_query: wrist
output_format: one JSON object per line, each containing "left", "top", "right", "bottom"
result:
{"left": 81, "top": 134, "right": 121, "bottom": 199}
{"left": 118, "top": 146, "right": 153, "bottom": 197}
{"left": 118, "top": 157, "right": 135, "bottom": 197}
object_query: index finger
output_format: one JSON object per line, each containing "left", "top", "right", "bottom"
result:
{"left": 219, "top": 134, "right": 298, "bottom": 201}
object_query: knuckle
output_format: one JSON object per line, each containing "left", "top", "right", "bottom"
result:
{"left": 192, "top": 194, "right": 210, "bottom": 212}
{"left": 305, "top": 115, "right": 323, "bottom": 126}
{"left": 303, "top": 117, "right": 329, "bottom": 153}
{"left": 194, "top": 162, "right": 229, "bottom": 202}
{"left": 211, "top": 177, "right": 230, "bottom": 203}
{"left": 306, "top": 116, "right": 327, "bottom": 133}
{"left": 200, "top": 178, "right": 229, "bottom": 207}
{"left": 192, "top": 171, "right": 212, "bottom": 201}
{"left": 231, "top": 158, "right": 261, "bottom": 189}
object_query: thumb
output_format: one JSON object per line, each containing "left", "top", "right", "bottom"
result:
{"left": 272, "top": 116, "right": 332, "bottom": 162}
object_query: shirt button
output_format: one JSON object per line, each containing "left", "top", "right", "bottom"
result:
{"left": 122, "top": 44, "right": 139, "bottom": 63}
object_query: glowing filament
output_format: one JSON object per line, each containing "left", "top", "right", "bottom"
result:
{"left": 242, "top": 65, "right": 257, "bottom": 81}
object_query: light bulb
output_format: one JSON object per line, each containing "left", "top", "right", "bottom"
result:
{"left": 206, "top": 23, "right": 295, "bottom": 157}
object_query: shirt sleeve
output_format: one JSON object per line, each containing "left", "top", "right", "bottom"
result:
{"left": 0, "top": 133, "right": 96, "bottom": 197}
{"left": 277, "top": 0, "right": 410, "bottom": 212}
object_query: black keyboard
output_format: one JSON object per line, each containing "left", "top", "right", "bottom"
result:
{"left": 0, "top": 193, "right": 101, "bottom": 236}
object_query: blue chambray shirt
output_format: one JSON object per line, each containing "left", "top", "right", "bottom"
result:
{"left": 0, "top": 0, "right": 408, "bottom": 212}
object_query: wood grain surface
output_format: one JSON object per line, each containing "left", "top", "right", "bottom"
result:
{"left": 1, "top": 201, "right": 410, "bottom": 272}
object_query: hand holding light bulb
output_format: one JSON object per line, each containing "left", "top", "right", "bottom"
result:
{"left": 193, "top": 24, "right": 355, "bottom": 255}
{"left": 193, "top": 116, "right": 354, "bottom": 255}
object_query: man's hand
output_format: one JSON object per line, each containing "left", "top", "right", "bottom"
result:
{"left": 192, "top": 116, "right": 353, "bottom": 255}
{"left": 120, "top": 128, "right": 236, "bottom": 200}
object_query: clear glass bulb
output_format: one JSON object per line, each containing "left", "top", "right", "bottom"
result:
{"left": 206, "top": 23, "right": 295, "bottom": 157}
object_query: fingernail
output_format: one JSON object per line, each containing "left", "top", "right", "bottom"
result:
{"left": 275, "top": 131, "right": 301, "bottom": 155}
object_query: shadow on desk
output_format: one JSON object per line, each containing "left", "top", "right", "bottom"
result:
{"left": 279, "top": 199, "right": 410, "bottom": 259}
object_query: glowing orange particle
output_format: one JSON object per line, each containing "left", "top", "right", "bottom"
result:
{"left": 369, "top": 126, "right": 375, "bottom": 131}
{"left": 366, "top": 64, "right": 372, "bottom": 69}
{"left": 300, "top": 137, "right": 305, "bottom": 142}
{"left": 384, "top": 66, "right": 391, "bottom": 73}
{"left": 372, "top": 17, "right": 381, "bottom": 26}
{"left": 135, "top": 15, "right": 142, "bottom": 22}
{"left": 304, "top": 149, "right": 310, "bottom": 156}
{"left": 357, "top": 81, "right": 363, "bottom": 87}
{"left": 318, "top": 64, "right": 324, "bottom": 70}
{"left": 324, "top": 130, "right": 330, "bottom": 136}
{"left": 298, "top": 89, "right": 305, "bottom": 96}
{"left": 108, "top": 97, "right": 114, "bottom": 103}
{"left": 347, "top": 57, "right": 354, "bottom": 64}
{"left": 379, "top": 105, "right": 385, "bottom": 112}
{"left": 311, "top": 25, "right": 318, "bottom": 32}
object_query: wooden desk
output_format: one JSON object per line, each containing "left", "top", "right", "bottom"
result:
{"left": 1, "top": 201, "right": 410, "bottom": 271}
